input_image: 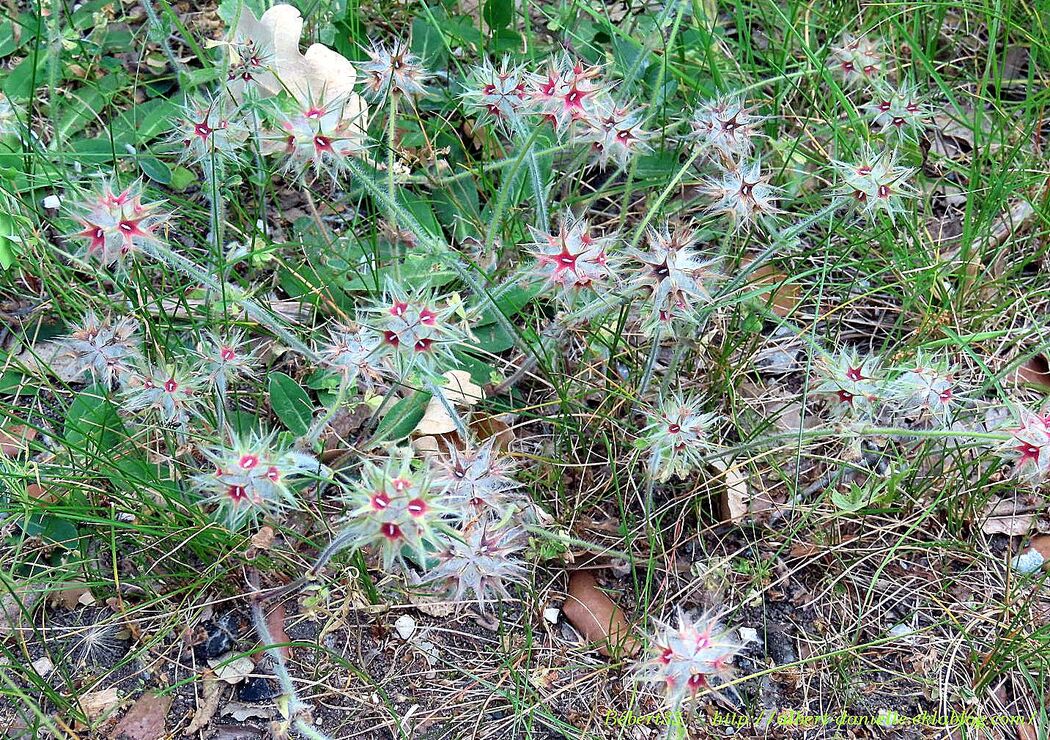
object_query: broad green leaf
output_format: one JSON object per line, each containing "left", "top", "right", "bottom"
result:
{"left": 370, "top": 391, "right": 431, "bottom": 444}
{"left": 63, "top": 387, "right": 127, "bottom": 455}
{"left": 268, "top": 372, "right": 314, "bottom": 437}
{"left": 23, "top": 514, "right": 80, "bottom": 548}
{"left": 483, "top": 0, "right": 513, "bottom": 29}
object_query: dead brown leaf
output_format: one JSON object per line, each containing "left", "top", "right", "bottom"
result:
{"left": 79, "top": 688, "right": 121, "bottom": 723}
{"left": 110, "top": 691, "right": 172, "bottom": 740}
{"left": 981, "top": 496, "right": 1040, "bottom": 536}
{"left": 1011, "top": 353, "right": 1050, "bottom": 393}
{"left": 562, "top": 571, "right": 639, "bottom": 658}
{"left": 0, "top": 424, "right": 36, "bottom": 457}
{"left": 470, "top": 415, "right": 515, "bottom": 451}
{"left": 265, "top": 604, "right": 292, "bottom": 659}
{"left": 746, "top": 263, "right": 800, "bottom": 318}
{"left": 183, "top": 674, "right": 223, "bottom": 735}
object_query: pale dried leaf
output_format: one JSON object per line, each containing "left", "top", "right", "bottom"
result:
{"left": 209, "top": 656, "right": 254, "bottom": 685}
{"left": 0, "top": 424, "right": 36, "bottom": 457}
{"left": 183, "top": 675, "right": 223, "bottom": 735}
{"left": 79, "top": 687, "right": 121, "bottom": 722}
{"left": 981, "top": 497, "right": 1038, "bottom": 536}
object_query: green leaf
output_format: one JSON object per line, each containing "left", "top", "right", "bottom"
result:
{"left": 64, "top": 387, "right": 127, "bottom": 455}
{"left": 483, "top": 0, "right": 513, "bottom": 29}
{"left": 268, "top": 372, "right": 314, "bottom": 437}
{"left": 370, "top": 392, "right": 431, "bottom": 444}
{"left": 473, "top": 321, "right": 516, "bottom": 353}
{"left": 23, "top": 514, "right": 80, "bottom": 549}
{"left": 0, "top": 209, "right": 15, "bottom": 269}
{"left": 0, "top": 370, "right": 38, "bottom": 395}
{"left": 3, "top": 53, "right": 46, "bottom": 100}
{"left": 139, "top": 156, "right": 171, "bottom": 184}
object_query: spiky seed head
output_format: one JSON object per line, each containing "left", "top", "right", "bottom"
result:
{"left": 360, "top": 41, "right": 430, "bottom": 99}
{"left": 461, "top": 57, "right": 529, "bottom": 130}
{"left": 195, "top": 431, "right": 328, "bottom": 528}
{"left": 263, "top": 93, "right": 368, "bottom": 182}
{"left": 342, "top": 449, "right": 456, "bottom": 572}
{"left": 831, "top": 146, "right": 915, "bottom": 223}
{"left": 999, "top": 409, "right": 1050, "bottom": 484}
{"left": 429, "top": 438, "right": 523, "bottom": 517}
{"left": 813, "top": 349, "right": 883, "bottom": 417}
{"left": 55, "top": 311, "right": 141, "bottom": 389}
{"left": 887, "top": 353, "right": 957, "bottom": 425}
{"left": 691, "top": 95, "right": 765, "bottom": 159}
{"left": 414, "top": 521, "right": 528, "bottom": 612}
{"left": 575, "top": 99, "right": 652, "bottom": 169}
{"left": 527, "top": 211, "right": 618, "bottom": 298}
{"left": 174, "top": 95, "right": 249, "bottom": 170}
{"left": 702, "top": 159, "right": 783, "bottom": 232}
{"left": 120, "top": 363, "right": 205, "bottom": 430}
{"left": 863, "top": 83, "right": 928, "bottom": 140}
{"left": 68, "top": 180, "right": 167, "bottom": 268}
{"left": 197, "top": 330, "right": 258, "bottom": 386}
{"left": 634, "top": 610, "right": 743, "bottom": 710}
{"left": 318, "top": 324, "right": 386, "bottom": 389}
{"left": 828, "top": 33, "right": 883, "bottom": 85}
{"left": 526, "top": 56, "right": 606, "bottom": 132}
{"left": 641, "top": 393, "right": 718, "bottom": 481}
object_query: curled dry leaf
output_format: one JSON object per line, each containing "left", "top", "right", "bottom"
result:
{"left": 183, "top": 674, "right": 223, "bottom": 736}
{"left": 713, "top": 459, "right": 750, "bottom": 523}
{"left": 265, "top": 603, "right": 292, "bottom": 659}
{"left": 78, "top": 687, "right": 121, "bottom": 723}
{"left": 413, "top": 370, "right": 485, "bottom": 436}
{"left": 110, "top": 691, "right": 172, "bottom": 740}
{"left": 981, "top": 496, "right": 1040, "bottom": 536}
{"left": 746, "top": 262, "right": 800, "bottom": 318}
{"left": 1011, "top": 352, "right": 1050, "bottom": 393}
{"left": 562, "top": 571, "right": 639, "bottom": 658}
{"left": 0, "top": 424, "right": 36, "bottom": 457}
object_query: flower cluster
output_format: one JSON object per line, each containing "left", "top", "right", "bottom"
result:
{"left": 174, "top": 96, "right": 249, "bottom": 169}
{"left": 863, "top": 83, "right": 927, "bottom": 139}
{"left": 527, "top": 212, "right": 617, "bottom": 306}
{"left": 622, "top": 222, "right": 718, "bottom": 337}
{"left": 361, "top": 41, "right": 431, "bottom": 100}
{"left": 341, "top": 450, "right": 454, "bottom": 571}
{"left": 69, "top": 181, "right": 167, "bottom": 267}
{"left": 691, "top": 95, "right": 764, "bottom": 160}
{"left": 55, "top": 312, "right": 141, "bottom": 389}
{"left": 318, "top": 324, "right": 384, "bottom": 390}
{"left": 832, "top": 146, "right": 915, "bottom": 222}
{"left": 703, "top": 159, "right": 782, "bottom": 232}
{"left": 813, "top": 349, "right": 961, "bottom": 426}
{"left": 414, "top": 521, "right": 528, "bottom": 610}
{"left": 461, "top": 54, "right": 651, "bottom": 169}
{"left": 635, "top": 610, "right": 743, "bottom": 708}
{"left": 361, "top": 282, "right": 469, "bottom": 380}
{"left": 195, "top": 432, "right": 328, "bottom": 528}
{"left": 121, "top": 363, "right": 204, "bottom": 432}
{"left": 429, "top": 439, "right": 524, "bottom": 517}
{"left": 1000, "top": 410, "right": 1050, "bottom": 482}
{"left": 828, "top": 33, "right": 883, "bottom": 85}
{"left": 641, "top": 393, "right": 718, "bottom": 481}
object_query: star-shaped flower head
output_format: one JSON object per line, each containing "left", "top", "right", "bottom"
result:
{"left": 832, "top": 145, "right": 916, "bottom": 223}
{"left": 362, "top": 282, "right": 467, "bottom": 381}
{"left": 691, "top": 94, "right": 765, "bottom": 160}
{"left": 624, "top": 222, "right": 719, "bottom": 337}
{"left": 69, "top": 180, "right": 168, "bottom": 268}
{"left": 828, "top": 33, "right": 883, "bottom": 85}
{"left": 575, "top": 99, "right": 652, "bottom": 169}
{"left": 196, "top": 330, "right": 258, "bottom": 387}
{"left": 195, "top": 431, "right": 327, "bottom": 528}
{"left": 634, "top": 610, "right": 743, "bottom": 710}
{"left": 999, "top": 408, "right": 1050, "bottom": 484}
{"left": 527, "top": 55, "right": 605, "bottom": 132}
{"left": 55, "top": 311, "right": 141, "bottom": 389}
{"left": 342, "top": 449, "right": 456, "bottom": 571}
{"left": 461, "top": 57, "right": 529, "bottom": 130}
{"left": 527, "top": 211, "right": 618, "bottom": 301}
{"left": 414, "top": 521, "right": 528, "bottom": 613}
{"left": 429, "top": 438, "right": 523, "bottom": 518}
{"left": 360, "top": 40, "right": 430, "bottom": 100}
{"left": 221, "top": 3, "right": 304, "bottom": 100}
{"left": 702, "top": 159, "right": 782, "bottom": 232}
{"left": 863, "top": 83, "right": 928, "bottom": 140}
{"left": 318, "top": 324, "right": 386, "bottom": 390}
{"left": 641, "top": 393, "right": 718, "bottom": 481}
{"left": 813, "top": 348, "right": 883, "bottom": 417}
{"left": 174, "top": 95, "right": 249, "bottom": 170}
{"left": 264, "top": 92, "right": 368, "bottom": 182}
{"left": 887, "top": 353, "right": 957, "bottom": 425}
{"left": 120, "top": 363, "right": 205, "bottom": 432}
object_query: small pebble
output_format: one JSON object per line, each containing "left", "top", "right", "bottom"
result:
{"left": 394, "top": 614, "right": 416, "bottom": 640}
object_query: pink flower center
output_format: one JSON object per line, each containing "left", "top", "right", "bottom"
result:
{"left": 239, "top": 454, "right": 258, "bottom": 470}
{"left": 371, "top": 491, "right": 390, "bottom": 510}
{"left": 220, "top": 347, "right": 236, "bottom": 361}
{"left": 228, "top": 485, "right": 248, "bottom": 502}
{"left": 407, "top": 498, "right": 427, "bottom": 517}
{"left": 381, "top": 522, "right": 402, "bottom": 541}
{"left": 163, "top": 378, "right": 178, "bottom": 393}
